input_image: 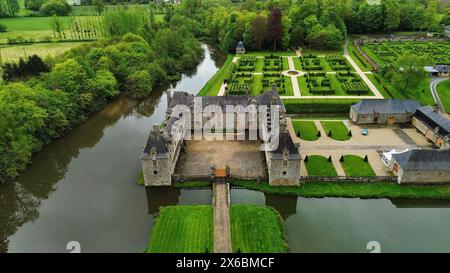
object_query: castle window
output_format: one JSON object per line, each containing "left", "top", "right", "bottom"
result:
{"left": 282, "top": 170, "right": 287, "bottom": 176}
{"left": 153, "top": 159, "right": 157, "bottom": 167}
{"left": 283, "top": 159, "right": 288, "bottom": 167}
{"left": 154, "top": 170, "right": 158, "bottom": 175}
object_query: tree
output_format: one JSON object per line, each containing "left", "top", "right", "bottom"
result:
{"left": 251, "top": 15, "right": 266, "bottom": 50}
{"left": 24, "top": 0, "right": 44, "bottom": 11}
{"left": 93, "top": 0, "right": 105, "bottom": 15}
{"left": 382, "top": 0, "right": 400, "bottom": 31}
{"left": 0, "top": 84, "right": 47, "bottom": 182}
{"left": 51, "top": 15, "right": 64, "bottom": 40}
{"left": 125, "top": 70, "right": 153, "bottom": 99}
{"left": 40, "top": 0, "right": 72, "bottom": 16}
{"left": 391, "top": 53, "right": 427, "bottom": 97}
{"left": 267, "top": 7, "right": 283, "bottom": 50}
{"left": 306, "top": 24, "right": 343, "bottom": 50}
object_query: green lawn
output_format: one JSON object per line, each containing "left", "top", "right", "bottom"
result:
{"left": 436, "top": 79, "right": 450, "bottom": 113}
{"left": 0, "top": 42, "right": 88, "bottom": 63}
{"left": 0, "top": 17, "right": 72, "bottom": 31}
{"left": 230, "top": 204, "right": 287, "bottom": 253}
{"left": 229, "top": 180, "right": 450, "bottom": 200}
{"left": 305, "top": 155, "right": 338, "bottom": 176}
{"left": 320, "top": 121, "right": 351, "bottom": 141}
{"left": 145, "top": 205, "right": 214, "bottom": 253}
{"left": 197, "top": 54, "right": 234, "bottom": 96}
{"left": 347, "top": 42, "right": 371, "bottom": 71}
{"left": 283, "top": 76, "right": 294, "bottom": 96}
{"left": 340, "top": 155, "right": 376, "bottom": 176}
{"left": 291, "top": 120, "right": 319, "bottom": 141}
{"left": 0, "top": 16, "right": 102, "bottom": 44}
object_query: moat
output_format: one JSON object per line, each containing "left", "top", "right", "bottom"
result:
{"left": 1, "top": 45, "right": 450, "bottom": 253}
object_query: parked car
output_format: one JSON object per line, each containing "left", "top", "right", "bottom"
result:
{"left": 362, "top": 128, "right": 369, "bottom": 135}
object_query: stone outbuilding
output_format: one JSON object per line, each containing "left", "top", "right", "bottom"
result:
{"left": 445, "top": 25, "right": 450, "bottom": 38}
{"left": 236, "top": 41, "right": 245, "bottom": 54}
{"left": 424, "top": 64, "right": 450, "bottom": 77}
{"left": 390, "top": 149, "right": 450, "bottom": 184}
{"left": 350, "top": 99, "right": 421, "bottom": 125}
{"left": 412, "top": 106, "right": 450, "bottom": 149}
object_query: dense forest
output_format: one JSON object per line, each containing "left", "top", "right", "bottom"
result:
{"left": 0, "top": 7, "right": 203, "bottom": 182}
{"left": 0, "top": 0, "right": 449, "bottom": 182}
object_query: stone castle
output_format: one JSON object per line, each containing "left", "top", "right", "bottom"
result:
{"left": 141, "top": 90, "right": 301, "bottom": 186}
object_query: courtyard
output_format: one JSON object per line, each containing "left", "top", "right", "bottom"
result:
{"left": 174, "top": 140, "right": 267, "bottom": 179}
{"left": 287, "top": 117, "right": 433, "bottom": 177}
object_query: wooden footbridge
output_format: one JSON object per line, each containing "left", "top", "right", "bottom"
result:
{"left": 212, "top": 167, "right": 232, "bottom": 253}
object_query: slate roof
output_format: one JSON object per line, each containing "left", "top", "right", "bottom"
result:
{"left": 236, "top": 41, "right": 244, "bottom": 49}
{"left": 142, "top": 130, "right": 168, "bottom": 159}
{"left": 446, "top": 25, "right": 450, "bottom": 31}
{"left": 424, "top": 64, "right": 450, "bottom": 73}
{"left": 351, "top": 99, "right": 421, "bottom": 115}
{"left": 168, "top": 90, "right": 284, "bottom": 110}
{"left": 414, "top": 105, "right": 450, "bottom": 138}
{"left": 392, "top": 149, "right": 450, "bottom": 171}
{"left": 271, "top": 131, "right": 300, "bottom": 159}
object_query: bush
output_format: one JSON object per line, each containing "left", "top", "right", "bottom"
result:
{"left": 0, "top": 23, "right": 7, "bottom": 33}
{"left": 40, "top": 0, "right": 72, "bottom": 16}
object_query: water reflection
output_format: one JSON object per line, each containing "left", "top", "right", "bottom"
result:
{"left": 264, "top": 193, "right": 298, "bottom": 220}
{"left": 390, "top": 199, "right": 450, "bottom": 208}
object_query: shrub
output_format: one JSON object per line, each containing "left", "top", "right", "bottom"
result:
{"left": 40, "top": 0, "right": 72, "bottom": 16}
{"left": 0, "top": 23, "right": 7, "bottom": 33}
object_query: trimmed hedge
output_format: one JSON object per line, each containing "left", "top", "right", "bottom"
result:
{"left": 283, "top": 99, "right": 359, "bottom": 114}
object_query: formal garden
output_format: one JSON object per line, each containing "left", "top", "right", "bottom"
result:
{"left": 297, "top": 53, "right": 371, "bottom": 96}
{"left": 361, "top": 41, "right": 450, "bottom": 66}
{"left": 226, "top": 54, "right": 293, "bottom": 96}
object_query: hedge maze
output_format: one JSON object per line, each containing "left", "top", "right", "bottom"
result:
{"left": 225, "top": 55, "right": 288, "bottom": 95}
{"left": 299, "top": 54, "right": 369, "bottom": 96}
{"left": 326, "top": 55, "right": 351, "bottom": 71}
{"left": 300, "top": 54, "right": 324, "bottom": 71}
{"left": 306, "top": 72, "right": 335, "bottom": 95}
{"left": 225, "top": 52, "right": 372, "bottom": 97}
{"left": 363, "top": 41, "right": 450, "bottom": 66}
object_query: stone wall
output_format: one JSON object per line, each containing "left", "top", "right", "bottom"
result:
{"left": 142, "top": 157, "right": 172, "bottom": 186}
{"left": 268, "top": 158, "right": 300, "bottom": 186}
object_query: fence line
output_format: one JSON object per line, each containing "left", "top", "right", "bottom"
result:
{"left": 299, "top": 176, "right": 397, "bottom": 183}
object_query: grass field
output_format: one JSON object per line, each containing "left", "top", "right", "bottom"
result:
{"left": 291, "top": 120, "right": 319, "bottom": 141}
{"left": 305, "top": 155, "right": 338, "bottom": 176}
{"left": 0, "top": 16, "right": 101, "bottom": 44}
{"left": 436, "top": 79, "right": 450, "bottom": 113}
{"left": 197, "top": 54, "right": 234, "bottom": 96}
{"left": 320, "top": 121, "right": 351, "bottom": 141}
{"left": 229, "top": 180, "right": 450, "bottom": 200}
{"left": 0, "top": 42, "right": 87, "bottom": 63}
{"left": 145, "top": 205, "right": 214, "bottom": 253}
{"left": 340, "top": 155, "right": 376, "bottom": 176}
{"left": 230, "top": 204, "right": 287, "bottom": 253}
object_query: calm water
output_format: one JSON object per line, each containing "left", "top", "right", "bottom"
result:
{"left": 1, "top": 44, "right": 449, "bottom": 253}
